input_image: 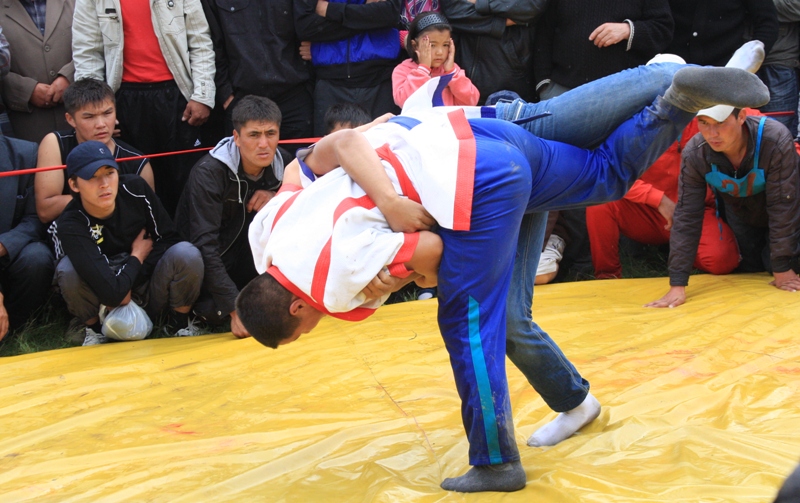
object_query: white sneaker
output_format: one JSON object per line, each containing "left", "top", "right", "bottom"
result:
{"left": 646, "top": 53, "right": 686, "bottom": 66}
{"left": 175, "top": 317, "right": 202, "bottom": 337}
{"left": 417, "top": 290, "right": 435, "bottom": 301}
{"left": 82, "top": 326, "right": 108, "bottom": 346}
{"left": 537, "top": 234, "right": 566, "bottom": 276}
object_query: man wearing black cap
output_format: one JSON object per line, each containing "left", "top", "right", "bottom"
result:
{"left": 50, "top": 141, "right": 204, "bottom": 345}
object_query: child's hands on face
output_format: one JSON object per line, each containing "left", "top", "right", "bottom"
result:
{"left": 415, "top": 36, "right": 433, "bottom": 68}
{"left": 443, "top": 38, "right": 456, "bottom": 73}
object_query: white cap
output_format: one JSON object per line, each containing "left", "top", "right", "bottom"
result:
{"left": 697, "top": 104, "right": 735, "bottom": 122}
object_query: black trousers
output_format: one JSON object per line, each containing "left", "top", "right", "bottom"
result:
{"left": 312, "top": 78, "right": 398, "bottom": 137}
{"left": 0, "top": 241, "right": 54, "bottom": 331}
{"left": 115, "top": 81, "right": 208, "bottom": 216}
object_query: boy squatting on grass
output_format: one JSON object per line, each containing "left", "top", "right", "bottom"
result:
{"left": 235, "top": 63, "right": 769, "bottom": 493}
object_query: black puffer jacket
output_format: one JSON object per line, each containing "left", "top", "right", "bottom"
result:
{"left": 441, "top": 0, "right": 549, "bottom": 103}
{"left": 175, "top": 137, "right": 288, "bottom": 316}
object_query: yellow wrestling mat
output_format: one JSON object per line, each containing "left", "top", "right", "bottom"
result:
{"left": 1, "top": 274, "right": 798, "bottom": 502}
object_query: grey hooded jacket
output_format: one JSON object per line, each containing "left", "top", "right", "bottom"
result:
{"left": 175, "top": 136, "right": 286, "bottom": 316}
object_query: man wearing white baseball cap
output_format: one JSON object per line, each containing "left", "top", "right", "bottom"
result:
{"left": 647, "top": 104, "right": 800, "bottom": 308}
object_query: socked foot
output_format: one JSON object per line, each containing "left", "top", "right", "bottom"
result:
{"left": 528, "top": 392, "right": 601, "bottom": 447}
{"left": 440, "top": 460, "right": 526, "bottom": 493}
{"left": 725, "top": 40, "right": 765, "bottom": 73}
{"left": 664, "top": 66, "right": 770, "bottom": 114}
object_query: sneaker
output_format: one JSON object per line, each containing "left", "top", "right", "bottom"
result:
{"left": 536, "top": 234, "right": 566, "bottom": 276}
{"left": 646, "top": 53, "right": 686, "bottom": 66}
{"left": 82, "top": 326, "right": 108, "bottom": 346}
{"left": 417, "top": 288, "right": 436, "bottom": 301}
{"left": 175, "top": 317, "right": 202, "bottom": 337}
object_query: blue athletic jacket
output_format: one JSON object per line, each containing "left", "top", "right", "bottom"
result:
{"left": 302, "top": 0, "right": 401, "bottom": 82}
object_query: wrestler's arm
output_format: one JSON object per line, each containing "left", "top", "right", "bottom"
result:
{"left": 406, "top": 230, "right": 442, "bottom": 288}
{"left": 304, "top": 129, "right": 435, "bottom": 232}
{"left": 361, "top": 230, "right": 442, "bottom": 300}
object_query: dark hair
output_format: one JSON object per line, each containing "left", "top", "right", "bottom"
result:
{"left": 732, "top": 107, "right": 743, "bottom": 118}
{"left": 406, "top": 11, "right": 451, "bottom": 63}
{"left": 232, "top": 95, "right": 282, "bottom": 132}
{"left": 323, "top": 103, "right": 371, "bottom": 135}
{"left": 63, "top": 78, "right": 116, "bottom": 116}
{"left": 235, "top": 273, "right": 299, "bottom": 349}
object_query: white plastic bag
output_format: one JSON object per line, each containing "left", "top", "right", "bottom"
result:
{"left": 102, "top": 302, "right": 153, "bottom": 341}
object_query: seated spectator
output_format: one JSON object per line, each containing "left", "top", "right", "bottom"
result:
{"left": 175, "top": 96, "right": 289, "bottom": 338}
{"left": 34, "top": 79, "right": 154, "bottom": 224}
{"left": 392, "top": 12, "right": 479, "bottom": 108}
{"left": 587, "top": 118, "right": 740, "bottom": 279}
{"left": 647, "top": 105, "right": 800, "bottom": 308}
{"left": 1, "top": 136, "right": 54, "bottom": 341}
{"left": 0, "top": 0, "right": 74, "bottom": 142}
{"left": 50, "top": 141, "right": 203, "bottom": 345}
{"left": 324, "top": 103, "right": 371, "bottom": 135}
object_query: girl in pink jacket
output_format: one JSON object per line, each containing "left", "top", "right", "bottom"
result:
{"left": 392, "top": 12, "right": 480, "bottom": 108}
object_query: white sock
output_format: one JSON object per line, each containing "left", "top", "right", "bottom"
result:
{"left": 725, "top": 40, "right": 765, "bottom": 73}
{"left": 527, "top": 392, "right": 601, "bottom": 447}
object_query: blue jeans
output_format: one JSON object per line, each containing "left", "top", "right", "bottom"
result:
{"left": 498, "top": 63, "right": 684, "bottom": 412}
{"left": 757, "top": 64, "right": 799, "bottom": 135}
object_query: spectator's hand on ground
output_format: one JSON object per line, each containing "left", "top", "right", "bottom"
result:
{"left": 0, "top": 294, "right": 8, "bottom": 342}
{"left": 30, "top": 83, "right": 54, "bottom": 108}
{"left": 247, "top": 190, "right": 275, "bottom": 213}
{"left": 770, "top": 270, "right": 800, "bottom": 292}
{"left": 182, "top": 100, "right": 211, "bottom": 126}
{"left": 657, "top": 195, "right": 675, "bottom": 230}
{"left": 229, "top": 310, "right": 251, "bottom": 338}
{"left": 589, "top": 22, "right": 631, "bottom": 48}
{"left": 382, "top": 197, "right": 435, "bottom": 233}
{"left": 505, "top": 19, "right": 516, "bottom": 26}
{"left": 443, "top": 39, "right": 456, "bottom": 73}
{"left": 299, "top": 41, "right": 312, "bottom": 61}
{"left": 131, "top": 228, "right": 153, "bottom": 263}
{"left": 645, "top": 286, "right": 686, "bottom": 308}
{"left": 48, "top": 76, "right": 70, "bottom": 104}
{"left": 416, "top": 36, "right": 433, "bottom": 68}
{"left": 223, "top": 94, "right": 235, "bottom": 110}
{"left": 315, "top": 0, "right": 328, "bottom": 16}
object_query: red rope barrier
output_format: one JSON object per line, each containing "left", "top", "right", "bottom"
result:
{"left": 1, "top": 112, "right": 798, "bottom": 179}
{"left": 0, "top": 137, "right": 321, "bottom": 178}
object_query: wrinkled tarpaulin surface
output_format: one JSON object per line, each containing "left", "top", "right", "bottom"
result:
{"left": 1, "top": 274, "right": 798, "bottom": 502}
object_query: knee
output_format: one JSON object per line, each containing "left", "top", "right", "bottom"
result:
{"left": 12, "top": 242, "right": 55, "bottom": 282}
{"left": 586, "top": 203, "right": 617, "bottom": 229}
{"left": 55, "top": 257, "right": 81, "bottom": 291}
{"left": 170, "top": 242, "right": 204, "bottom": 283}
{"left": 697, "top": 251, "right": 739, "bottom": 275}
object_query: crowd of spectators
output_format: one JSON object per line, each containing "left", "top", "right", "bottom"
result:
{"left": 0, "top": 0, "right": 799, "bottom": 346}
